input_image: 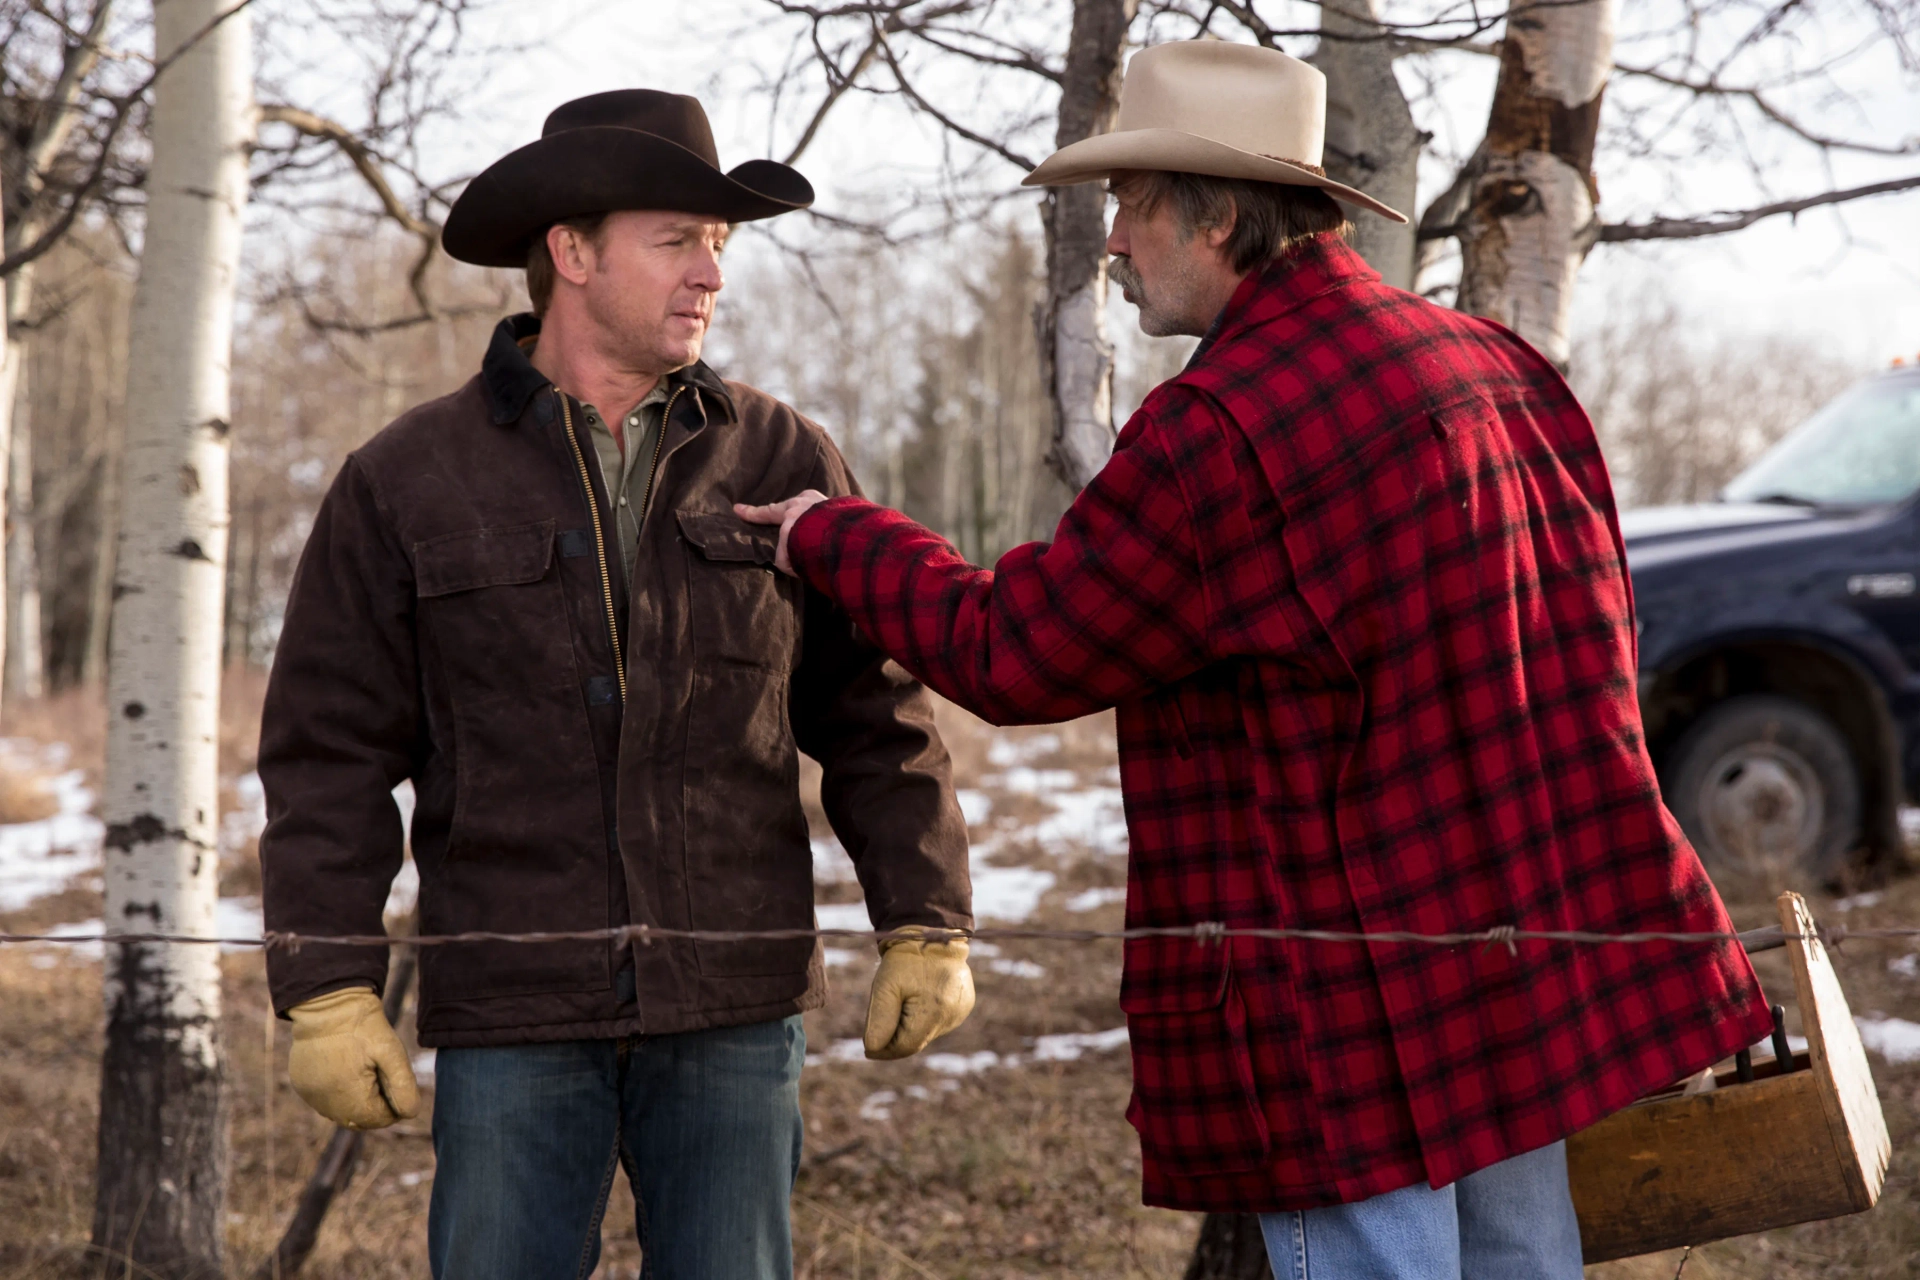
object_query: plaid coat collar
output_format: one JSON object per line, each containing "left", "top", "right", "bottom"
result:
{"left": 1188, "top": 234, "right": 1383, "bottom": 370}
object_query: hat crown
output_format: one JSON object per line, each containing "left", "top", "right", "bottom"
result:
{"left": 1115, "top": 42, "right": 1327, "bottom": 168}
{"left": 542, "top": 90, "right": 720, "bottom": 167}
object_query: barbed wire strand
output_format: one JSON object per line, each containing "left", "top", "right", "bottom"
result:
{"left": 2, "top": 921, "right": 1917, "bottom": 951}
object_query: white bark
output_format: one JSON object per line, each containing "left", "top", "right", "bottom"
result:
{"left": 1050, "top": 280, "right": 1116, "bottom": 490}
{"left": 7, "top": 373, "right": 44, "bottom": 701}
{"left": 1456, "top": 0, "right": 1614, "bottom": 366}
{"left": 1313, "top": 0, "right": 1422, "bottom": 290}
{"left": 1457, "top": 151, "right": 1595, "bottom": 365}
{"left": 94, "top": 0, "right": 252, "bottom": 1269}
{"left": 0, "top": 273, "right": 18, "bottom": 722}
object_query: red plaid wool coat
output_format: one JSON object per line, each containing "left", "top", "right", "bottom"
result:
{"left": 787, "top": 235, "right": 1772, "bottom": 1212}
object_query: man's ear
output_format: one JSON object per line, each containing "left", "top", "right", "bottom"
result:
{"left": 1205, "top": 195, "right": 1238, "bottom": 257}
{"left": 548, "top": 223, "right": 595, "bottom": 289}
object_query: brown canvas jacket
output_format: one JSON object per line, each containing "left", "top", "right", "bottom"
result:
{"left": 259, "top": 314, "right": 971, "bottom": 1047}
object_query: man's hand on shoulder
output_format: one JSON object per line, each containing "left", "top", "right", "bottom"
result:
{"left": 735, "top": 490, "right": 831, "bottom": 576}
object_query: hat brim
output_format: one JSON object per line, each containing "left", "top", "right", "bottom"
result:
{"left": 444, "top": 127, "right": 815, "bottom": 268}
{"left": 1021, "top": 128, "right": 1408, "bottom": 225}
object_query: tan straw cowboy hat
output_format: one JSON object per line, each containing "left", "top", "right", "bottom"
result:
{"left": 1022, "top": 41, "right": 1409, "bottom": 224}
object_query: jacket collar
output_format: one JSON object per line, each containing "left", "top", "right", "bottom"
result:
{"left": 480, "top": 312, "right": 736, "bottom": 426}
{"left": 1188, "top": 233, "right": 1380, "bottom": 366}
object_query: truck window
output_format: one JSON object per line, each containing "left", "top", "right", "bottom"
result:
{"left": 1722, "top": 377, "right": 1920, "bottom": 506}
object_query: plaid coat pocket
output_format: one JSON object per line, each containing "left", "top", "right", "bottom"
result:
{"left": 1120, "top": 945, "right": 1270, "bottom": 1177}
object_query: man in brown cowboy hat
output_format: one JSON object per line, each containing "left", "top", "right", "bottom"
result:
{"left": 743, "top": 40, "right": 1768, "bottom": 1280}
{"left": 257, "top": 90, "right": 976, "bottom": 1279}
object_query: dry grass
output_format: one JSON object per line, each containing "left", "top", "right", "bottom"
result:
{"left": 0, "top": 693, "right": 1916, "bottom": 1277}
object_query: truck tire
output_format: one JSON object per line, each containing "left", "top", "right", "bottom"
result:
{"left": 1663, "top": 694, "right": 1861, "bottom": 885}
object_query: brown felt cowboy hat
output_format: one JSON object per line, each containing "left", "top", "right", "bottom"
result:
{"left": 443, "top": 90, "right": 815, "bottom": 268}
{"left": 1022, "top": 42, "right": 1408, "bottom": 224}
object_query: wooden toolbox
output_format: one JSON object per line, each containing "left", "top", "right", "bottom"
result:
{"left": 1567, "top": 891, "right": 1891, "bottom": 1263}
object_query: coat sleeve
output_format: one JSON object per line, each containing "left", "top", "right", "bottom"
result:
{"left": 788, "top": 434, "right": 973, "bottom": 935}
{"left": 259, "top": 453, "right": 421, "bottom": 1014}
{"left": 786, "top": 394, "right": 1216, "bottom": 726}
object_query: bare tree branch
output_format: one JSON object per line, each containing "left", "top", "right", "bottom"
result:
{"left": 873, "top": 31, "right": 1039, "bottom": 171}
{"left": 1595, "top": 172, "right": 1920, "bottom": 241}
{"left": 1614, "top": 60, "right": 1920, "bottom": 159}
{"left": 1, "top": 0, "right": 265, "bottom": 278}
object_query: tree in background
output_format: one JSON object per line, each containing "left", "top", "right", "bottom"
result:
{"left": 92, "top": 3, "right": 252, "bottom": 1274}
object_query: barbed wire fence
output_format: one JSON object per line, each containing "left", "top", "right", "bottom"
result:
{"left": 8, "top": 910, "right": 1916, "bottom": 1280}
{"left": 5, "top": 920, "right": 1920, "bottom": 951}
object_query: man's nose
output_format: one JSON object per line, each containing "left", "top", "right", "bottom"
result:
{"left": 689, "top": 247, "right": 724, "bottom": 293}
{"left": 1105, "top": 204, "right": 1129, "bottom": 257}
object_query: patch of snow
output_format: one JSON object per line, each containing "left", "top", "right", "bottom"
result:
{"left": 397, "top": 1170, "right": 431, "bottom": 1189}
{"left": 987, "top": 733, "right": 1060, "bottom": 767}
{"left": 923, "top": 1050, "right": 1006, "bottom": 1076}
{"left": 811, "top": 834, "right": 856, "bottom": 883}
{"left": 859, "top": 1089, "right": 897, "bottom": 1121}
{"left": 216, "top": 897, "right": 264, "bottom": 946}
{"left": 23, "top": 897, "right": 265, "bottom": 958}
{"left": 1900, "top": 806, "right": 1920, "bottom": 840}
{"left": 0, "top": 746, "right": 104, "bottom": 911}
{"left": 1065, "top": 887, "right": 1127, "bottom": 913}
{"left": 955, "top": 789, "right": 992, "bottom": 827}
{"left": 970, "top": 865, "right": 1056, "bottom": 923}
{"left": 805, "top": 1037, "right": 870, "bottom": 1067}
{"left": 1857, "top": 1016, "right": 1920, "bottom": 1064}
{"left": 219, "top": 772, "right": 267, "bottom": 857}
{"left": 992, "top": 767, "right": 1080, "bottom": 795}
{"left": 988, "top": 958, "right": 1046, "bottom": 980}
{"left": 968, "top": 941, "right": 1002, "bottom": 957}
{"left": 822, "top": 947, "right": 863, "bottom": 968}
{"left": 1890, "top": 953, "right": 1918, "bottom": 979}
{"left": 906, "top": 1084, "right": 932, "bottom": 1101}
{"left": 814, "top": 901, "right": 873, "bottom": 934}
{"left": 1030, "top": 1027, "right": 1130, "bottom": 1061}
{"left": 1025, "top": 787, "right": 1129, "bottom": 858}
{"left": 31, "top": 919, "right": 106, "bottom": 959}
{"left": 412, "top": 1050, "right": 436, "bottom": 1083}
{"left": 1834, "top": 890, "right": 1885, "bottom": 911}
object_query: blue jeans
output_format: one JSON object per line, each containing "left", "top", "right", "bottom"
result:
{"left": 427, "top": 1016, "right": 805, "bottom": 1280}
{"left": 1260, "top": 1141, "right": 1583, "bottom": 1279}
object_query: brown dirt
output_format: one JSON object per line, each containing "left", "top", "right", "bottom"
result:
{"left": 0, "top": 696, "right": 1915, "bottom": 1277}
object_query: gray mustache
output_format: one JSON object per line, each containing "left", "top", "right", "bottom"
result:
{"left": 1109, "top": 255, "right": 1142, "bottom": 294}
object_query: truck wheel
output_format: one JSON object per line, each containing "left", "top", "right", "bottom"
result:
{"left": 1664, "top": 694, "right": 1861, "bottom": 885}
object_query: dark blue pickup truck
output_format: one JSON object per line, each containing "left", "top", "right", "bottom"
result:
{"left": 1625, "top": 363, "right": 1920, "bottom": 884}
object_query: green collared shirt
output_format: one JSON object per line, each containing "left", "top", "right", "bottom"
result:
{"left": 581, "top": 381, "right": 670, "bottom": 580}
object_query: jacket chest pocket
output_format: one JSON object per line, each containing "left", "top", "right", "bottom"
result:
{"left": 677, "top": 510, "right": 799, "bottom": 670}
{"left": 415, "top": 521, "right": 579, "bottom": 690}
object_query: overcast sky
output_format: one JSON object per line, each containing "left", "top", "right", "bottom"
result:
{"left": 385, "top": 0, "right": 1920, "bottom": 368}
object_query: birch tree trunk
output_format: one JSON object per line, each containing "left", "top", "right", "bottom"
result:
{"left": 7, "top": 378, "right": 44, "bottom": 701}
{"left": 92, "top": 0, "right": 253, "bottom": 1273}
{"left": 1312, "top": 0, "right": 1422, "bottom": 290}
{"left": 0, "top": 264, "right": 18, "bottom": 723}
{"left": 1038, "top": 0, "right": 1134, "bottom": 491}
{"left": 1454, "top": 0, "right": 1614, "bottom": 365}
{"left": 0, "top": 0, "right": 117, "bottom": 712}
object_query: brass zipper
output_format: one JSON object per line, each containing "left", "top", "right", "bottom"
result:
{"left": 559, "top": 391, "right": 627, "bottom": 706}
{"left": 637, "top": 386, "right": 681, "bottom": 520}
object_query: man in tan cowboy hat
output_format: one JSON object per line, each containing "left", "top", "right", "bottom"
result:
{"left": 743, "top": 40, "right": 1768, "bottom": 1280}
{"left": 258, "top": 89, "right": 977, "bottom": 1279}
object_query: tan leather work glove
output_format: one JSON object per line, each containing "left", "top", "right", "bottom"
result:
{"left": 287, "top": 987, "right": 419, "bottom": 1130}
{"left": 864, "top": 927, "right": 976, "bottom": 1060}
